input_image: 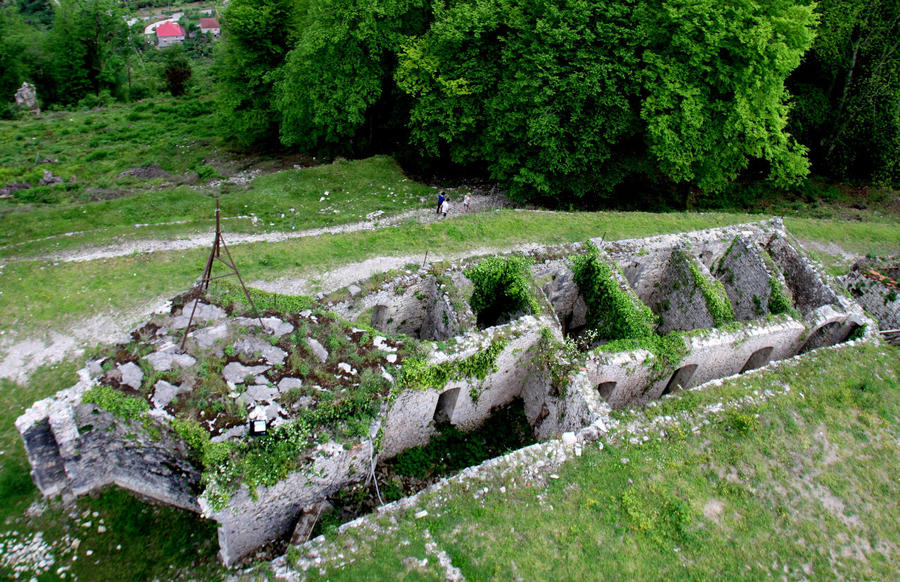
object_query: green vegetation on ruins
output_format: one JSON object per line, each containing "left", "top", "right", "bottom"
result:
{"left": 465, "top": 256, "right": 540, "bottom": 327}
{"left": 0, "top": 0, "right": 899, "bottom": 578}
{"left": 571, "top": 242, "right": 657, "bottom": 341}
{"left": 284, "top": 341, "right": 900, "bottom": 581}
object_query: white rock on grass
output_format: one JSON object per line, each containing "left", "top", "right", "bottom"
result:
{"left": 191, "top": 323, "right": 229, "bottom": 349}
{"left": 234, "top": 316, "right": 294, "bottom": 338}
{"left": 307, "top": 338, "right": 328, "bottom": 363}
{"left": 151, "top": 380, "right": 187, "bottom": 409}
{"left": 211, "top": 424, "right": 247, "bottom": 443}
{"left": 222, "top": 362, "right": 270, "bottom": 385}
{"left": 245, "top": 385, "right": 278, "bottom": 403}
{"left": 172, "top": 300, "right": 227, "bottom": 329}
{"left": 278, "top": 378, "right": 303, "bottom": 393}
{"left": 117, "top": 362, "right": 143, "bottom": 390}
{"left": 233, "top": 337, "right": 287, "bottom": 366}
{"left": 145, "top": 351, "right": 196, "bottom": 372}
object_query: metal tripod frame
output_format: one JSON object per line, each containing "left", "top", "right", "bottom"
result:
{"left": 180, "top": 200, "right": 265, "bottom": 350}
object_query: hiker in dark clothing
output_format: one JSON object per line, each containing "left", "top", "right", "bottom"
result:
{"left": 437, "top": 191, "right": 446, "bottom": 214}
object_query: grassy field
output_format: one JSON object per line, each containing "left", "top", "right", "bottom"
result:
{"left": 2, "top": 205, "right": 898, "bottom": 335}
{"left": 0, "top": 155, "right": 436, "bottom": 258}
{"left": 280, "top": 341, "right": 900, "bottom": 580}
{"left": 1, "top": 97, "right": 899, "bottom": 580}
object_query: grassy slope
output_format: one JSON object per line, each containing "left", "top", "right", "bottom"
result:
{"left": 0, "top": 156, "right": 435, "bottom": 257}
{"left": 2, "top": 207, "right": 898, "bottom": 334}
{"left": 288, "top": 341, "right": 900, "bottom": 581}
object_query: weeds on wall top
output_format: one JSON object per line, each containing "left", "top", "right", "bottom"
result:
{"left": 208, "top": 281, "right": 315, "bottom": 315}
{"left": 396, "top": 339, "right": 509, "bottom": 392}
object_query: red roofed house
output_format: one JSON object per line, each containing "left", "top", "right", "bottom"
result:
{"left": 199, "top": 17, "right": 221, "bottom": 38}
{"left": 156, "top": 21, "right": 185, "bottom": 48}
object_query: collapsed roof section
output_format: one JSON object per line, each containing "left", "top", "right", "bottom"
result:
{"left": 16, "top": 219, "right": 873, "bottom": 565}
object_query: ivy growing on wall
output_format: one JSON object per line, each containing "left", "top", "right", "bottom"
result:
{"left": 603, "top": 332, "right": 689, "bottom": 383}
{"left": 397, "top": 339, "right": 509, "bottom": 392}
{"left": 571, "top": 242, "right": 657, "bottom": 340}
{"left": 683, "top": 251, "right": 735, "bottom": 327}
{"left": 465, "top": 256, "right": 539, "bottom": 327}
{"left": 767, "top": 276, "right": 798, "bottom": 318}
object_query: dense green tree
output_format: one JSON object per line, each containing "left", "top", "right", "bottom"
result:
{"left": 214, "top": 0, "right": 300, "bottom": 148}
{"left": 162, "top": 45, "right": 192, "bottom": 96}
{"left": 397, "top": 0, "right": 816, "bottom": 201}
{"left": 43, "top": 0, "right": 131, "bottom": 105}
{"left": 396, "top": 0, "right": 644, "bottom": 200}
{"left": 276, "top": 0, "right": 432, "bottom": 153}
{"left": 636, "top": 0, "right": 815, "bottom": 192}
{"left": 789, "top": 0, "right": 900, "bottom": 182}
{"left": 0, "top": 6, "right": 32, "bottom": 105}
{"left": 15, "top": 0, "right": 53, "bottom": 27}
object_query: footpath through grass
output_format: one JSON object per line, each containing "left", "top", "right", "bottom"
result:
{"left": 0, "top": 156, "right": 435, "bottom": 257}
{"left": 285, "top": 341, "right": 900, "bottom": 580}
{"left": 2, "top": 209, "right": 899, "bottom": 335}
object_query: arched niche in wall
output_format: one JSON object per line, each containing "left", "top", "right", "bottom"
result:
{"left": 799, "top": 321, "right": 841, "bottom": 354}
{"left": 597, "top": 381, "right": 617, "bottom": 401}
{"left": 740, "top": 346, "right": 774, "bottom": 374}
{"left": 433, "top": 387, "right": 461, "bottom": 425}
{"left": 662, "top": 364, "right": 699, "bottom": 396}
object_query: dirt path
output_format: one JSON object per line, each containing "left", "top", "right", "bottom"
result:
{"left": 5, "top": 193, "right": 511, "bottom": 264}
{"left": 0, "top": 194, "right": 517, "bottom": 383}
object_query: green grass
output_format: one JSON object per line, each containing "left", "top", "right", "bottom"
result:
{"left": 2, "top": 210, "right": 898, "bottom": 334}
{"left": 0, "top": 360, "right": 223, "bottom": 580}
{"left": 0, "top": 95, "right": 220, "bottom": 202}
{"left": 285, "top": 341, "right": 900, "bottom": 580}
{"left": 0, "top": 156, "right": 434, "bottom": 258}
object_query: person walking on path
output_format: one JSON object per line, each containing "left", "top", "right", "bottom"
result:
{"left": 441, "top": 198, "right": 451, "bottom": 217}
{"left": 437, "top": 191, "right": 446, "bottom": 214}
{"left": 464, "top": 193, "right": 471, "bottom": 213}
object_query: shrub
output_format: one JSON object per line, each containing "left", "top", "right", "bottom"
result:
{"left": 81, "top": 385, "right": 149, "bottom": 420}
{"left": 465, "top": 256, "right": 538, "bottom": 326}
{"left": 571, "top": 242, "right": 656, "bottom": 340}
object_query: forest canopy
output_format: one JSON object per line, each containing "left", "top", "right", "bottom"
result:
{"left": 1, "top": 0, "right": 898, "bottom": 202}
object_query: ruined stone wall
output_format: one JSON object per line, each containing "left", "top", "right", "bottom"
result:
{"left": 16, "top": 219, "right": 878, "bottom": 568}
{"left": 16, "top": 377, "right": 201, "bottom": 512}
{"left": 379, "top": 315, "right": 553, "bottom": 459}
{"left": 202, "top": 439, "right": 374, "bottom": 565}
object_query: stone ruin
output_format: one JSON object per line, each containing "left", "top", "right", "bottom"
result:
{"left": 840, "top": 256, "right": 899, "bottom": 343}
{"left": 14, "top": 82, "right": 40, "bottom": 116}
{"left": 16, "top": 219, "right": 876, "bottom": 565}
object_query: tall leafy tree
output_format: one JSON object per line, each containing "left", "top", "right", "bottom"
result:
{"left": 15, "top": 0, "right": 53, "bottom": 28}
{"left": 162, "top": 45, "right": 192, "bottom": 97}
{"left": 44, "top": 0, "right": 130, "bottom": 104}
{"left": 214, "top": 0, "right": 300, "bottom": 148}
{"left": 637, "top": 0, "right": 816, "bottom": 192}
{"left": 0, "top": 6, "right": 32, "bottom": 105}
{"left": 276, "top": 0, "right": 432, "bottom": 153}
{"left": 789, "top": 0, "right": 900, "bottom": 182}
{"left": 397, "top": 0, "right": 816, "bottom": 202}
{"left": 396, "top": 0, "right": 644, "bottom": 200}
